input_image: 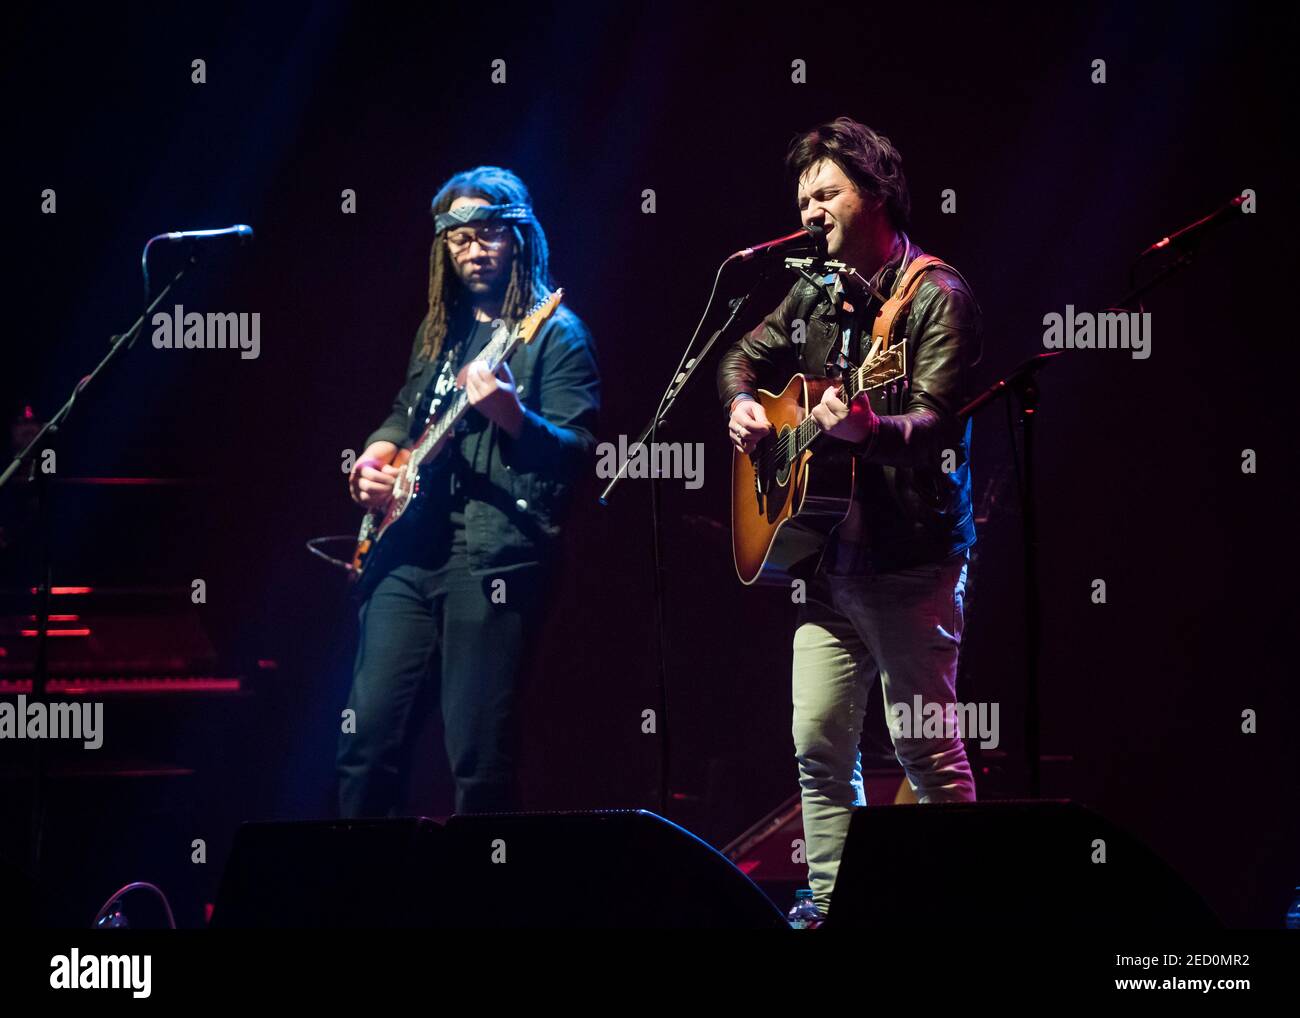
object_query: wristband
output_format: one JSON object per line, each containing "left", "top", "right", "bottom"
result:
{"left": 728, "top": 393, "right": 756, "bottom": 416}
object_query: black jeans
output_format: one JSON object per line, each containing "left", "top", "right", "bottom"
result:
{"left": 336, "top": 549, "right": 544, "bottom": 818}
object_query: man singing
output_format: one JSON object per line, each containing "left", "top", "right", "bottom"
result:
{"left": 339, "top": 166, "right": 600, "bottom": 818}
{"left": 718, "top": 118, "right": 982, "bottom": 917}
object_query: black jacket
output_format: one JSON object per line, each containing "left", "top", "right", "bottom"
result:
{"left": 717, "top": 241, "right": 981, "bottom": 573}
{"left": 366, "top": 306, "right": 600, "bottom": 576}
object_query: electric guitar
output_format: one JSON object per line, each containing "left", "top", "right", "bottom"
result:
{"left": 730, "top": 343, "right": 907, "bottom": 585}
{"left": 349, "top": 289, "right": 564, "bottom": 596}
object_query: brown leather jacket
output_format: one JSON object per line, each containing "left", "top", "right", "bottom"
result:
{"left": 716, "top": 239, "right": 982, "bottom": 573}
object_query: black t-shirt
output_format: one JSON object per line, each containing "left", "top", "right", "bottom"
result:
{"left": 400, "top": 318, "right": 497, "bottom": 569}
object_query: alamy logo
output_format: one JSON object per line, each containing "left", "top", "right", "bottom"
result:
{"left": 151, "top": 304, "right": 260, "bottom": 360}
{"left": 50, "top": 949, "right": 150, "bottom": 997}
{"left": 595, "top": 436, "right": 704, "bottom": 490}
{"left": 1042, "top": 305, "right": 1151, "bottom": 360}
{"left": 888, "top": 696, "right": 1000, "bottom": 749}
{"left": 0, "top": 695, "right": 102, "bottom": 749}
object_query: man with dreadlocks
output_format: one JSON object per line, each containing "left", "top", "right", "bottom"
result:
{"left": 338, "top": 166, "right": 600, "bottom": 818}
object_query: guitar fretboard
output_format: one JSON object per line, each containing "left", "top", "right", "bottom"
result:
{"left": 411, "top": 323, "right": 517, "bottom": 464}
{"left": 393, "top": 288, "right": 561, "bottom": 481}
{"left": 766, "top": 346, "right": 905, "bottom": 469}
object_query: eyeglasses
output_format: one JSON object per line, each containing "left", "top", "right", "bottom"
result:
{"left": 444, "top": 224, "right": 512, "bottom": 254}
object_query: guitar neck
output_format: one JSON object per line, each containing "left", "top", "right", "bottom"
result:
{"left": 786, "top": 349, "right": 905, "bottom": 461}
{"left": 410, "top": 325, "right": 521, "bottom": 466}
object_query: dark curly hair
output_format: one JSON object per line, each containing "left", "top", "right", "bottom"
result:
{"left": 421, "top": 166, "right": 552, "bottom": 361}
{"left": 785, "top": 117, "right": 911, "bottom": 231}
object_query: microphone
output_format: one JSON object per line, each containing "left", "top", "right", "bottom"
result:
{"left": 729, "top": 223, "right": 826, "bottom": 262}
{"left": 140, "top": 225, "right": 255, "bottom": 301}
{"left": 161, "top": 224, "right": 254, "bottom": 241}
{"left": 1139, "top": 195, "right": 1245, "bottom": 259}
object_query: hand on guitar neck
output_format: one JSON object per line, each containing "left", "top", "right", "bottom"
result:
{"left": 463, "top": 359, "right": 524, "bottom": 438}
{"left": 809, "top": 383, "right": 878, "bottom": 446}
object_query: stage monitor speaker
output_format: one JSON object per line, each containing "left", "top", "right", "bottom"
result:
{"left": 210, "top": 817, "right": 445, "bottom": 928}
{"left": 825, "top": 800, "right": 1219, "bottom": 929}
{"left": 211, "top": 810, "right": 788, "bottom": 928}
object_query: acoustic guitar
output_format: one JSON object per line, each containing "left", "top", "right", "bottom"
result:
{"left": 730, "top": 344, "right": 906, "bottom": 585}
{"left": 729, "top": 253, "right": 957, "bottom": 585}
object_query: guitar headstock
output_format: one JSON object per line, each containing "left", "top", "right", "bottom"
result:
{"left": 516, "top": 288, "right": 565, "bottom": 345}
{"left": 856, "top": 345, "right": 906, "bottom": 392}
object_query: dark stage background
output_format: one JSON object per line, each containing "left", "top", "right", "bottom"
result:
{"left": 3, "top": 2, "right": 1296, "bottom": 927}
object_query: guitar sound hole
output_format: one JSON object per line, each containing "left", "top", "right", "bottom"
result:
{"left": 774, "top": 425, "right": 792, "bottom": 487}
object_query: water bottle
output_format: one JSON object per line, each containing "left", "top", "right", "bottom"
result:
{"left": 787, "top": 888, "right": 824, "bottom": 929}
{"left": 1286, "top": 887, "right": 1300, "bottom": 929}
{"left": 94, "top": 903, "right": 129, "bottom": 929}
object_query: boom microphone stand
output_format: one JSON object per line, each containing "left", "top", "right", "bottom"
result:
{"left": 960, "top": 193, "right": 1247, "bottom": 796}
{"left": 0, "top": 249, "right": 198, "bottom": 881}
{"left": 598, "top": 257, "right": 783, "bottom": 815}
{"left": 958, "top": 352, "right": 1060, "bottom": 797}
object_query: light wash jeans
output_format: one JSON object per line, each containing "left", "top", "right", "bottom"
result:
{"left": 792, "top": 550, "right": 975, "bottom": 914}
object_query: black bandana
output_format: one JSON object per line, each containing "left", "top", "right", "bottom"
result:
{"left": 432, "top": 202, "right": 533, "bottom": 233}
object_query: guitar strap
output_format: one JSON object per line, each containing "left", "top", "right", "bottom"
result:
{"left": 867, "top": 253, "right": 957, "bottom": 353}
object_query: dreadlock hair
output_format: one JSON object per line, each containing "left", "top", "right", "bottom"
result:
{"left": 785, "top": 117, "right": 911, "bottom": 232}
{"left": 420, "top": 166, "right": 553, "bottom": 362}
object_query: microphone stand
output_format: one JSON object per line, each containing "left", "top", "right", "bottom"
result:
{"left": 959, "top": 352, "right": 1060, "bottom": 798}
{"left": 598, "top": 257, "right": 781, "bottom": 816}
{"left": 0, "top": 250, "right": 198, "bottom": 882}
{"left": 959, "top": 228, "right": 1235, "bottom": 797}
